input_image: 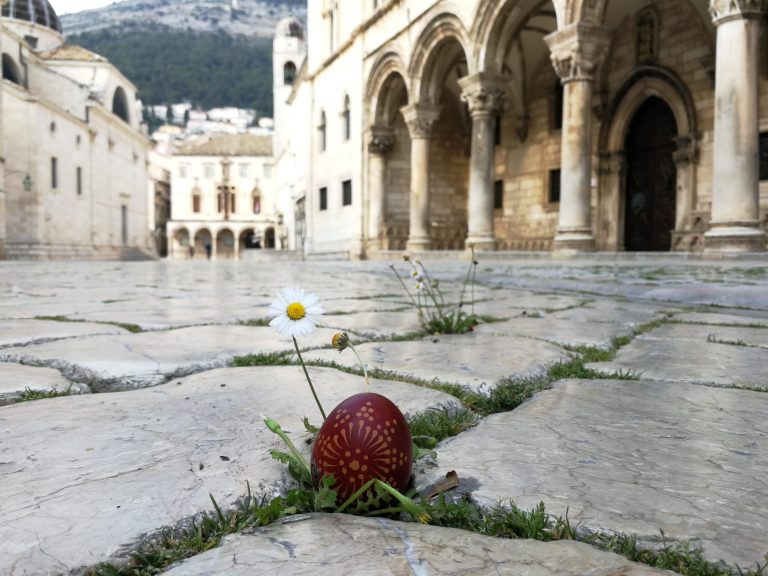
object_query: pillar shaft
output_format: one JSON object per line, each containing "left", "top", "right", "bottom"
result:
{"left": 545, "top": 24, "right": 611, "bottom": 253}
{"left": 401, "top": 103, "right": 441, "bottom": 252}
{"left": 459, "top": 73, "right": 506, "bottom": 251}
{"left": 367, "top": 127, "right": 393, "bottom": 250}
{"left": 705, "top": 0, "right": 766, "bottom": 251}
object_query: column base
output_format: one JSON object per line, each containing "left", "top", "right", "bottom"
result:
{"left": 704, "top": 224, "right": 765, "bottom": 253}
{"left": 552, "top": 228, "right": 596, "bottom": 253}
{"left": 465, "top": 235, "right": 496, "bottom": 251}
{"left": 406, "top": 237, "right": 432, "bottom": 252}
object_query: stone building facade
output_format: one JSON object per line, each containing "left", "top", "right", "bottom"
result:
{"left": 276, "top": 0, "right": 768, "bottom": 256}
{"left": 1, "top": 0, "right": 153, "bottom": 259}
{"left": 167, "top": 134, "right": 279, "bottom": 260}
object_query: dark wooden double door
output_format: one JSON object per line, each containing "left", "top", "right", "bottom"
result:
{"left": 624, "top": 97, "right": 677, "bottom": 252}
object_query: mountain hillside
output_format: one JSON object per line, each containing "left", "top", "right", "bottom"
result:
{"left": 59, "top": 0, "right": 306, "bottom": 119}
{"left": 60, "top": 0, "right": 306, "bottom": 39}
{"left": 69, "top": 25, "right": 274, "bottom": 115}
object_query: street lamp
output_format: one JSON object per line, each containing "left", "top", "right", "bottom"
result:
{"left": 22, "top": 174, "right": 31, "bottom": 192}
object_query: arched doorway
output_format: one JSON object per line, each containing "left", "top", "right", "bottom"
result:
{"left": 172, "top": 228, "right": 190, "bottom": 259}
{"left": 239, "top": 228, "right": 261, "bottom": 256}
{"left": 264, "top": 227, "right": 276, "bottom": 249}
{"left": 624, "top": 97, "right": 677, "bottom": 251}
{"left": 411, "top": 23, "right": 471, "bottom": 250}
{"left": 216, "top": 229, "right": 236, "bottom": 260}
{"left": 194, "top": 229, "right": 213, "bottom": 259}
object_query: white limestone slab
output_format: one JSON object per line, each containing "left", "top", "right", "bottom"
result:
{"left": 163, "top": 514, "right": 669, "bottom": 576}
{"left": 470, "top": 293, "right": 588, "bottom": 317}
{"left": 0, "top": 367, "right": 459, "bottom": 575}
{"left": 417, "top": 379, "right": 768, "bottom": 568}
{"left": 0, "top": 319, "right": 129, "bottom": 348}
{"left": 323, "top": 311, "right": 423, "bottom": 338}
{"left": 474, "top": 317, "right": 631, "bottom": 349}
{"left": 0, "top": 363, "right": 89, "bottom": 405}
{"left": 589, "top": 337, "right": 768, "bottom": 388}
{"left": 550, "top": 299, "right": 672, "bottom": 326}
{"left": 673, "top": 311, "right": 768, "bottom": 328}
{"left": 302, "top": 333, "right": 571, "bottom": 393}
{"left": 0, "top": 325, "right": 339, "bottom": 392}
{"left": 638, "top": 323, "right": 768, "bottom": 349}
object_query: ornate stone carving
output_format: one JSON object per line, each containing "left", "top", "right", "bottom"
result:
{"left": 400, "top": 103, "right": 442, "bottom": 139}
{"left": 368, "top": 126, "right": 394, "bottom": 155}
{"left": 673, "top": 134, "right": 700, "bottom": 166}
{"left": 598, "top": 152, "right": 625, "bottom": 175}
{"left": 710, "top": 0, "right": 767, "bottom": 25}
{"left": 458, "top": 73, "right": 507, "bottom": 117}
{"left": 545, "top": 23, "right": 612, "bottom": 83}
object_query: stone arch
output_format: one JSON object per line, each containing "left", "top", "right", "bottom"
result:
{"left": 366, "top": 51, "right": 410, "bottom": 124}
{"left": 239, "top": 227, "right": 260, "bottom": 254}
{"left": 597, "top": 67, "right": 698, "bottom": 251}
{"left": 601, "top": 67, "right": 696, "bottom": 152}
{"left": 193, "top": 228, "right": 213, "bottom": 259}
{"left": 112, "top": 87, "right": 130, "bottom": 124}
{"left": 264, "top": 227, "right": 276, "bottom": 249}
{"left": 408, "top": 13, "right": 473, "bottom": 103}
{"left": 2, "top": 53, "right": 22, "bottom": 85}
{"left": 171, "top": 226, "right": 190, "bottom": 259}
{"left": 283, "top": 61, "right": 297, "bottom": 85}
{"left": 473, "top": 0, "right": 565, "bottom": 73}
{"left": 216, "top": 228, "right": 236, "bottom": 260}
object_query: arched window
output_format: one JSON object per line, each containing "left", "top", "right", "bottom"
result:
{"left": 252, "top": 190, "right": 261, "bottom": 214}
{"left": 192, "top": 187, "right": 202, "bottom": 213}
{"left": 319, "top": 111, "right": 327, "bottom": 152}
{"left": 284, "top": 61, "right": 297, "bottom": 85}
{"left": 112, "top": 87, "right": 130, "bottom": 123}
{"left": 2, "top": 54, "right": 21, "bottom": 85}
{"left": 342, "top": 95, "right": 351, "bottom": 141}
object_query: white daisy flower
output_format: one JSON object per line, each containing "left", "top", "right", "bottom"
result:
{"left": 268, "top": 286, "right": 324, "bottom": 338}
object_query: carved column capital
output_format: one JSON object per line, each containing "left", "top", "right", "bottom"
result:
{"left": 710, "top": 0, "right": 767, "bottom": 25}
{"left": 598, "top": 152, "right": 626, "bottom": 175}
{"left": 673, "top": 134, "right": 700, "bottom": 167}
{"left": 400, "top": 103, "right": 442, "bottom": 139}
{"left": 545, "top": 23, "right": 612, "bottom": 83}
{"left": 458, "top": 73, "right": 507, "bottom": 118}
{"left": 368, "top": 125, "right": 394, "bottom": 155}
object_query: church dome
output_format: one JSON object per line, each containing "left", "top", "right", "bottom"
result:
{"left": 1, "top": 0, "right": 62, "bottom": 34}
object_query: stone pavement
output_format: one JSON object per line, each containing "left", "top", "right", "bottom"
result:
{"left": 0, "top": 258, "right": 766, "bottom": 574}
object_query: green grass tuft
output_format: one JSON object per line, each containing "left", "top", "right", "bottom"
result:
{"left": 232, "top": 352, "right": 293, "bottom": 367}
{"left": 15, "top": 387, "right": 69, "bottom": 403}
{"left": 407, "top": 407, "right": 480, "bottom": 448}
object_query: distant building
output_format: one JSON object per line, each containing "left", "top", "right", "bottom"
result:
{"left": 275, "top": 0, "right": 768, "bottom": 257}
{"left": 166, "top": 133, "right": 279, "bottom": 260}
{"left": 272, "top": 16, "right": 309, "bottom": 252}
{"left": 1, "top": 0, "right": 153, "bottom": 259}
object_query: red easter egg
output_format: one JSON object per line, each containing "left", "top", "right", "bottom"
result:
{"left": 311, "top": 392, "right": 413, "bottom": 501}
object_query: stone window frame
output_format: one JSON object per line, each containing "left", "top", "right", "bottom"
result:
{"left": 543, "top": 166, "right": 561, "bottom": 212}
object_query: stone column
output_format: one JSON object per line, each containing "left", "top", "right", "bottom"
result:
{"left": 705, "top": 0, "right": 766, "bottom": 252}
{"left": 367, "top": 125, "right": 394, "bottom": 250}
{"left": 458, "top": 73, "right": 507, "bottom": 251}
{"left": 400, "top": 103, "right": 441, "bottom": 252}
{"left": 545, "top": 24, "right": 611, "bottom": 252}
{"left": 0, "top": 0, "right": 7, "bottom": 260}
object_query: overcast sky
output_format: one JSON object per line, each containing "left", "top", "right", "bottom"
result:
{"left": 49, "top": 0, "right": 128, "bottom": 15}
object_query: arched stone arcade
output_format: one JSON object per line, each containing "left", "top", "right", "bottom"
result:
{"left": 356, "top": 0, "right": 766, "bottom": 254}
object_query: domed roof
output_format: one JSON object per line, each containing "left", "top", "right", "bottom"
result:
{"left": 275, "top": 17, "right": 304, "bottom": 41}
{"left": 1, "top": 0, "right": 62, "bottom": 34}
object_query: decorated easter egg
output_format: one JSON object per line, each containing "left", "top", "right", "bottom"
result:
{"left": 311, "top": 392, "right": 413, "bottom": 501}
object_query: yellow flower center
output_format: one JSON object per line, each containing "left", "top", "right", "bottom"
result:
{"left": 287, "top": 302, "right": 306, "bottom": 321}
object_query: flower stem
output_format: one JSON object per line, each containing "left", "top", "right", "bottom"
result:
{"left": 262, "top": 415, "right": 311, "bottom": 474}
{"left": 293, "top": 336, "right": 326, "bottom": 420}
{"left": 348, "top": 342, "right": 370, "bottom": 390}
